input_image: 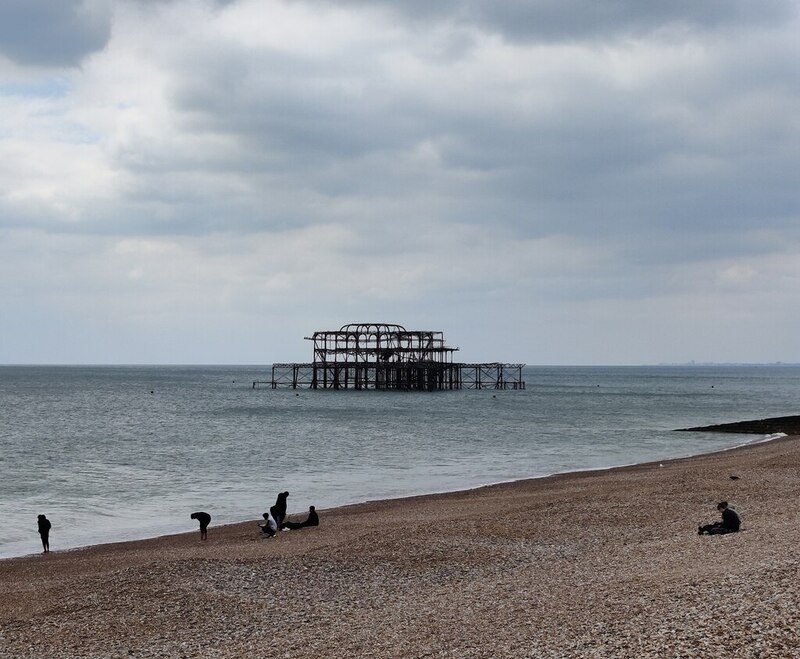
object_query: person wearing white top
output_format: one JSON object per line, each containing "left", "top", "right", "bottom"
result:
{"left": 260, "top": 512, "right": 278, "bottom": 537}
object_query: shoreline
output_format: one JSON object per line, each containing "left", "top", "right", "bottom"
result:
{"left": 4, "top": 434, "right": 799, "bottom": 657}
{"left": 2, "top": 431, "right": 776, "bottom": 563}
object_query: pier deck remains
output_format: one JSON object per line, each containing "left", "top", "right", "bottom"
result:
{"left": 255, "top": 323, "right": 524, "bottom": 391}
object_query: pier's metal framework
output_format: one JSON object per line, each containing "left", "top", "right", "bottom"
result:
{"left": 256, "top": 323, "right": 525, "bottom": 391}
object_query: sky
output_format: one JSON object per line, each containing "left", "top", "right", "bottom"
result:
{"left": 1, "top": 0, "right": 799, "bottom": 365}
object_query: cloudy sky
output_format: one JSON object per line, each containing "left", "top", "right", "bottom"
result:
{"left": 1, "top": 0, "right": 798, "bottom": 365}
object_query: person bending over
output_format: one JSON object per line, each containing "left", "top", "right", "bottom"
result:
{"left": 282, "top": 505, "right": 319, "bottom": 530}
{"left": 37, "top": 514, "right": 51, "bottom": 553}
{"left": 269, "top": 491, "right": 289, "bottom": 530}
{"left": 191, "top": 511, "right": 211, "bottom": 540}
{"left": 699, "top": 501, "right": 741, "bottom": 535}
{"left": 260, "top": 512, "right": 277, "bottom": 537}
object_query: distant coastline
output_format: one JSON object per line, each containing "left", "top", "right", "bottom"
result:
{"left": 657, "top": 361, "right": 800, "bottom": 367}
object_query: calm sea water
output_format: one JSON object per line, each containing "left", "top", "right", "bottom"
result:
{"left": 1, "top": 364, "right": 798, "bottom": 559}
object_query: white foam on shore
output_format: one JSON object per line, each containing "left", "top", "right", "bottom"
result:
{"left": 750, "top": 432, "right": 787, "bottom": 443}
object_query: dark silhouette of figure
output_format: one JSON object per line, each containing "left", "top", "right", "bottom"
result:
{"left": 191, "top": 511, "right": 211, "bottom": 540}
{"left": 37, "top": 514, "right": 51, "bottom": 553}
{"left": 699, "top": 501, "right": 741, "bottom": 535}
{"left": 259, "top": 512, "right": 277, "bottom": 537}
{"left": 282, "top": 505, "right": 319, "bottom": 530}
{"left": 269, "top": 491, "right": 289, "bottom": 530}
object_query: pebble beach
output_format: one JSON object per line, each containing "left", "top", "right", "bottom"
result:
{"left": 2, "top": 435, "right": 799, "bottom": 658}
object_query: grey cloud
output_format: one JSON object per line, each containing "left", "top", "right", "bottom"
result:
{"left": 0, "top": 0, "right": 111, "bottom": 67}
{"left": 170, "top": 50, "right": 423, "bottom": 167}
{"left": 468, "top": 0, "right": 798, "bottom": 42}
{"left": 132, "top": 0, "right": 236, "bottom": 4}
{"left": 116, "top": 46, "right": 799, "bottom": 268}
{"left": 18, "top": 0, "right": 795, "bottom": 268}
{"left": 4, "top": 0, "right": 800, "bottom": 365}
{"left": 316, "top": 0, "right": 797, "bottom": 42}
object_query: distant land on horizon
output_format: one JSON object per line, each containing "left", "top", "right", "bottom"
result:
{"left": 656, "top": 361, "right": 800, "bottom": 367}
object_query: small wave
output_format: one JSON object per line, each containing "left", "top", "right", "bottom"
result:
{"left": 727, "top": 432, "right": 788, "bottom": 451}
{"left": 759, "top": 432, "right": 788, "bottom": 442}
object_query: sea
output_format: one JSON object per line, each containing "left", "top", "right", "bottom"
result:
{"left": 1, "top": 364, "right": 799, "bottom": 559}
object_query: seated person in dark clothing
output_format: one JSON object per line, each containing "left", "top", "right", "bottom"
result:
{"left": 190, "top": 511, "right": 211, "bottom": 540}
{"left": 282, "top": 505, "right": 319, "bottom": 530}
{"left": 699, "top": 501, "right": 741, "bottom": 535}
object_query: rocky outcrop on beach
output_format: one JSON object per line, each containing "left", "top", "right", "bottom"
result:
{"left": 677, "top": 414, "right": 800, "bottom": 434}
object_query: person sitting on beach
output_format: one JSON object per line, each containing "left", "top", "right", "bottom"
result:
{"left": 190, "top": 511, "right": 211, "bottom": 541}
{"left": 269, "top": 491, "right": 289, "bottom": 530}
{"left": 260, "top": 512, "right": 278, "bottom": 537}
{"left": 37, "top": 514, "right": 51, "bottom": 553}
{"left": 698, "top": 501, "right": 741, "bottom": 535}
{"left": 282, "top": 505, "right": 319, "bottom": 530}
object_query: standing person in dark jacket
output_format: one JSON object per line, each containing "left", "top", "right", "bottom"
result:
{"left": 699, "top": 501, "right": 741, "bottom": 535}
{"left": 269, "top": 491, "right": 289, "bottom": 530}
{"left": 37, "top": 514, "right": 51, "bottom": 553}
{"left": 190, "top": 511, "right": 211, "bottom": 540}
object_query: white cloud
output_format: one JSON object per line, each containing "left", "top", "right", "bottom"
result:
{"left": 1, "top": 0, "right": 799, "bottom": 363}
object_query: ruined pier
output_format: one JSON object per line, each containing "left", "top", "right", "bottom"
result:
{"left": 254, "top": 323, "right": 525, "bottom": 391}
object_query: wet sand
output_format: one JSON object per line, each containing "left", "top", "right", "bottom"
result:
{"left": 2, "top": 436, "right": 799, "bottom": 658}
